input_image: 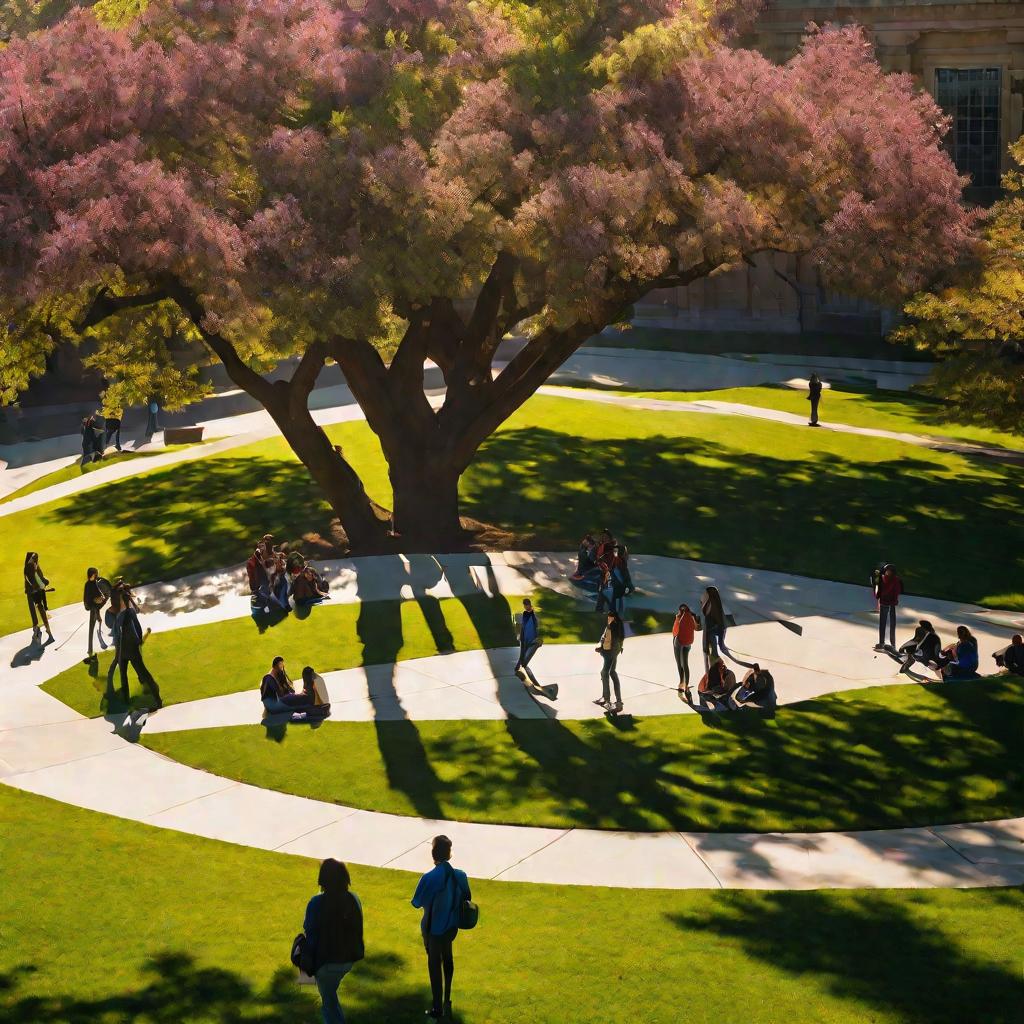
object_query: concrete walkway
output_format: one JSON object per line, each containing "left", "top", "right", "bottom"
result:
{"left": 2, "top": 552, "right": 1022, "bottom": 890}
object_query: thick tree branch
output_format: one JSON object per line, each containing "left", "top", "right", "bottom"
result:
{"left": 75, "top": 285, "right": 170, "bottom": 332}
{"left": 288, "top": 339, "right": 328, "bottom": 400}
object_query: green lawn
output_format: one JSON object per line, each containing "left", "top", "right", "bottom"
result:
{"left": 3, "top": 785, "right": 1022, "bottom": 1024}
{"left": 42, "top": 591, "right": 672, "bottom": 717}
{"left": 622, "top": 384, "right": 1024, "bottom": 450}
{"left": 5, "top": 393, "right": 1024, "bottom": 635}
{"left": 143, "top": 679, "right": 1023, "bottom": 834}
{"left": 0, "top": 443, "right": 202, "bottom": 506}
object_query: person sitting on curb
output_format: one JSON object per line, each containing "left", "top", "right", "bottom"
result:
{"left": 260, "top": 656, "right": 313, "bottom": 715}
{"left": 938, "top": 626, "right": 980, "bottom": 680}
{"left": 292, "top": 563, "right": 331, "bottom": 607}
{"left": 301, "top": 665, "right": 332, "bottom": 715}
{"left": 730, "top": 664, "right": 776, "bottom": 709}
{"left": 994, "top": 634, "right": 1024, "bottom": 675}
{"left": 696, "top": 656, "right": 737, "bottom": 710}
{"left": 897, "top": 620, "right": 943, "bottom": 674}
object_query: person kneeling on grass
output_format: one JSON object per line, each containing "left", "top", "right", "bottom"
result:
{"left": 697, "top": 657, "right": 737, "bottom": 710}
{"left": 937, "top": 626, "right": 980, "bottom": 680}
{"left": 994, "top": 634, "right": 1024, "bottom": 675}
{"left": 898, "top": 620, "right": 943, "bottom": 674}
{"left": 260, "top": 656, "right": 313, "bottom": 715}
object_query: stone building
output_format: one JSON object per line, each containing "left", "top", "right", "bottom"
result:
{"left": 639, "top": 0, "right": 1024, "bottom": 335}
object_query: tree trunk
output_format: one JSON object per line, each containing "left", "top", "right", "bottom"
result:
{"left": 387, "top": 448, "right": 465, "bottom": 548}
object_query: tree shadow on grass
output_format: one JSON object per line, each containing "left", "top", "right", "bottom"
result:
{"left": 666, "top": 888, "right": 1024, "bottom": 1024}
{"left": 463, "top": 427, "right": 1024, "bottom": 609}
{"left": 0, "top": 950, "right": 427, "bottom": 1023}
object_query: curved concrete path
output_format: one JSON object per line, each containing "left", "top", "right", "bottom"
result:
{"left": 2, "top": 552, "right": 1022, "bottom": 890}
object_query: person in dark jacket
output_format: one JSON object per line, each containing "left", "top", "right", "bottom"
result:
{"left": 898, "top": 620, "right": 942, "bottom": 673}
{"left": 83, "top": 567, "right": 110, "bottom": 660}
{"left": 593, "top": 610, "right": 625, "bottom": 712}
{"left": 514, "top": 598, "right": 542, "bottom": 686}
{"left": 24, "top": 551, "right": 54, "bottom": 642}
{"left": 116, "top": 591, "right": 161, "bottom": 708}
{"left": 994, "top": 634, "right": 1024, "bottom": 675}
{"left": 303, "top": 859, "right": 364, "bottom": 1024}
{"left": 700, "top": 586, "right": 727, "bottom": 668}
{"left": 873, "top": 564, "right": 903, "bottom": 651}
{"left": 80, "top": 416, "right": 98, "bottom": 466}
{"left": 412, "top": 835, "right": 472, "bottom": 1021}
{"left": 807, "top": 373, "right": 823, "bottom": 426}
{"left": 104, "top": 409, "right": 123, "bottom": 451}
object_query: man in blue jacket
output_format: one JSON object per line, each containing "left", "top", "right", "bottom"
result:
{"left": 411, "top": 835, "right": 471, "bottom": 1020}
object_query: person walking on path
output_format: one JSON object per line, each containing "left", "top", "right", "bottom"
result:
{"left": 593, "top": 610, "right": 625, "bottom": 712}
{"left": 82, "top": 567, "right": 110, "bottom": 660}
{"left": 513, "top": 598, "right": 542, "bottom": 687}
{"left": 104, "top": 408, "right": 123, "bottom": 452}
{"left": 700, "top": 586, "right": 728, "bottom": 669}
{"left": 807, "top": 373, "right": 823, "bottom": 426}
{"left": 672, "top": 603, "right": 699, "bottom": 695}
{"left": 145, "top": 395, "right": 161, "bottom": 438}
{"left": 302, "top": 859, "right": 364, "bottom": 1024}
{"left": 116, "top": 588, "right": 161, "bottom": 709}
{"left": 24, "top": 551, "right": 54, "bottom": 643}
{"left": 873, "top": 563, "right": 903, "bottom": 651}
{"left": 411, "top": 835, "right": 472, "bottom": 1021}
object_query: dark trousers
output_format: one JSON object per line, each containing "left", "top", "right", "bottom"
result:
{"left": 423, "top": 928, "right": 457, "bottom": 1012}
{"left": 87, "top": 607, "right": 103, "bottom": 655}
{"left": 515, "top": 640, "right": 540, "bottom": 685}
{"left": 673, "top": 639, "right": 691, "bottom": 687}
{"left": 27, "top": 593, "right": 50, "bottom": 635}
{"left": 879, "top": 605, "right": 896, "bottom": 647}
{"left": 105, "top": 423, "right": 122, "bottom": 450}
{"left": 119, "top": 644, "right": 160, "bottom": 704}
{"left": 702, "top": 624, "right": 726, "bottom": 665}
{"left": 600, "top": 649, "right": 621, "bottom": 703}
{"left": 810, "top": 397, "right": 820, "bottom": 424}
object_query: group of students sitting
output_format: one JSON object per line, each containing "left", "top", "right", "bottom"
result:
{"left": 260, "top": 656, "right": 332, "bottom": 721}
{"left": 696, "top": 658, "right": 777, "bottom": 711}
{"left": 246, "top": 534, "right": 331, "bottom": 614}
{"left": 899, "top": 621, "right": 1024, "bottom": 679}
{"left": 571, "top": 529, "right": 635, "bottom": 614}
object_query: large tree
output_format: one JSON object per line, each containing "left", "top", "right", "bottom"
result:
{"left": 0, "top": 0, "right": 973, "bottom": 548}
{"left": 894, "top": 137, "right": 1024, "bottom": 433}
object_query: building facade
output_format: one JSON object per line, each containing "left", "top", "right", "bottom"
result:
{"left": 639, "top": 0, "right": 1024, "bottom": 335}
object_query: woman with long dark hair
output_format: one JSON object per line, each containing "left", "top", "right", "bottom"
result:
{"left": 593, "top": 610, "right": 625, "bottom": 713}
{"left": 24, "top": 552, "right": 54, "bottom": 642}
{"left": 302, "top": 859, "right": 364, "bottom": 1024}
{"left": 700, "top": 586, "right": 726, "bottom": 668}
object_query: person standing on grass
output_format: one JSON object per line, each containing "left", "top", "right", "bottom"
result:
{"left": 513, "top": 598, "right": 542, "bottom": 686}
{"left": 593, "top": 610, "right": 625, "bottom": 712}
{"left": 116, "top": 586, "right": 161, "bottom": 709}
{"left": 873, "top": 563, "right": 903, "bottom": 651}
{"left": 672, "top": 603, "right": 699, "bottom": 694}
{"left": 302, "top": 859, "right": 364, "bottom": 1024}
{"left": 412, "top": 835, "right": 472, "bottom": 1021}
{"left": 82, "top": 567, "right": 110, "bottom": 661}
{"left": 24, "top": 551, "right": 54, "bottom": 643}
{"left": 807, "top": 372, "right": 823, "bottom": 426}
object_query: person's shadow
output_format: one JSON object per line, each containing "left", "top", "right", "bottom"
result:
{"left": 9, "top": 636, "right": 50, "bottom": 668}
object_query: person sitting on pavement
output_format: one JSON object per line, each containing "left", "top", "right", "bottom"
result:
{"left": 937, "top": 625, "right": 980, "bottom": 680}
{"left": 897, "top": 620, "right": 943, "bottom": 674}
{"left": 994, "top": 634, "right": 1024, "bottom": 675}
{"left": 301, "top": 665, "right": 332, "bottom": 714}
{"left": 260, "top": 656, "right": 313, "bottom": 715}
{"left": 573, "top": 533, "right": 597, "bottom": 580}
{"left": 730, "top": 664, "right": 776, "bottom": 709}
{"left": 292, "top": 563, "right": 331, "bottom": 607}
{"left": 696, "top": 656, "right": 737, "bottom": 710}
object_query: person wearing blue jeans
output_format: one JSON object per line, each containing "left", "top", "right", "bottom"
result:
{"left": 303, "top": 859, "right": 364, "bottom": 1024}
{"left": 514, "top": 599, "right": 541, "bottom": 685}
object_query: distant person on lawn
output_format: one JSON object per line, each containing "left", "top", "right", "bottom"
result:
{"left": 302, "top": 859, "right": 364, "bottom": 1024}
{"left": 82, "top": 567, "right": 110, "bottom": 660}
{"left": 116, "top": 587, "right": 161, "bottom": 709}
{"left": 593, "top": 610, "right": 625, "bottom": 713}
{"left": 411, "top": 835, "right": 472, "bottom": 1021}
{"left": 24, "top": 551, "right": 54, "bottom": 643}
{"left": 994, "top": 634, "right": 1024, "bottom": 675}
{"left": 872, "top": 564, "right": 903, "bottom": 651}
{"left": 260, "top": 656, "right": 312, "bottom": 714}
{"left": 807, "top": 372, "right": 823, "bottom": 426}
{"left": 513, "top": 598, "right": 542, "bottom": 687}
{"left": 938, "top": 626, "right": 980, "bottom": 679}
{"left": 672, "top": 603, "right": 699, "bottom": 693}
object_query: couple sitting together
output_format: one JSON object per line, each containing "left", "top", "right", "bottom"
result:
{"left": 247, "top": 534, "right": 331, "bottom": 614}
{"left": 897, "top": 621, "right": 979, "bottom": 679}
{"left": 696, "top": 657, "right": 776, "bottom": 711}
{"left": 260, "top": 656, "right": 331, "bottom": 720}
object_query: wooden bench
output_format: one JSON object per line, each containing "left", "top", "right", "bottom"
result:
{"left": 163, "top": 425, "right": 204, "bottom": 445}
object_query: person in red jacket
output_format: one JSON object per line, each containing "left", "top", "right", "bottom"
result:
{"left": 873, "top": 563, "right": 903, "bottom": 651}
